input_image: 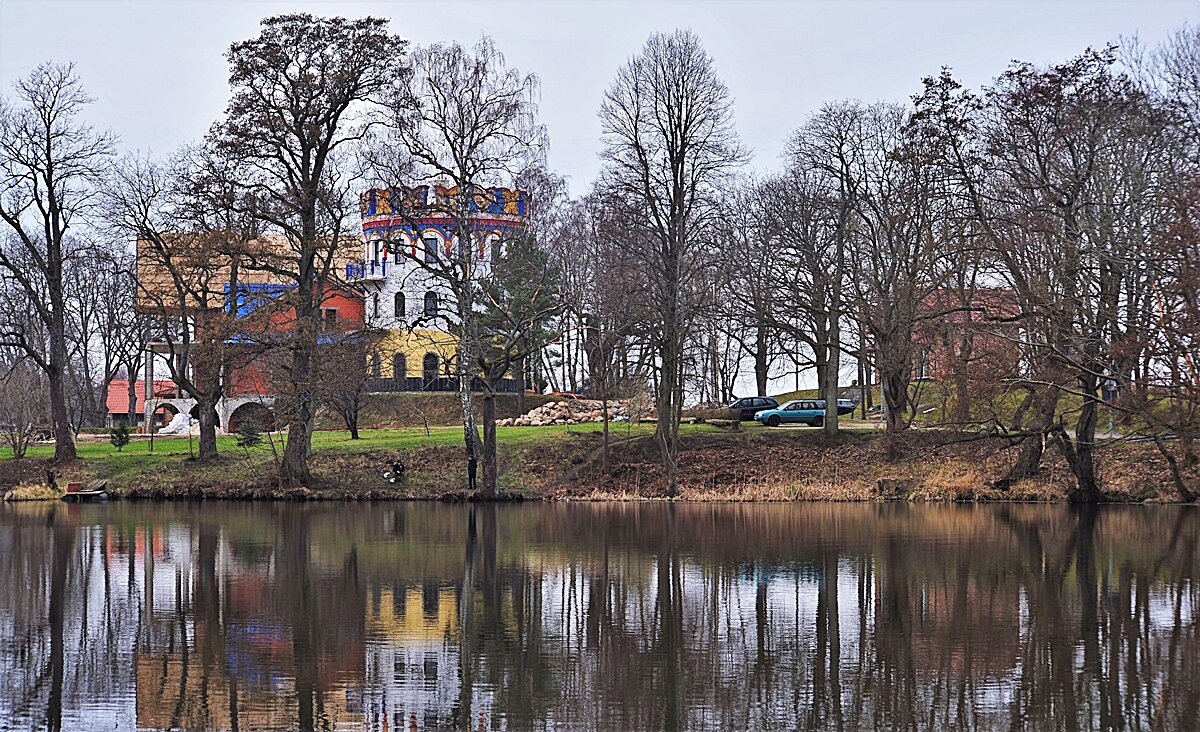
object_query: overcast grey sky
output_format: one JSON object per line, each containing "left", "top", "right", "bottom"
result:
{"left": 1, "top": 0, "right": 1197, "bottom": 196}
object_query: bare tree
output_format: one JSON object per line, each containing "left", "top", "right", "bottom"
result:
{"left": 0, "top": 358, "right": 48, "bottom": 461}
{"left": 766, "top": 105, "right": 865, "bottom": 438}
{"left": 913, "top": 49, "right": 1179, "bottom": 500}
{"left": 64, "top": 244, "right": 141, "bottom": 427}
{"left": 0, "top": 63, "right": 115, "bottom": 461}
{"left": 372, "top": 35, "right": 544, "bottom": 492}
{"left": 598, "top": 29, "right": 746, "bottom": 495}
{"left": 712, "top": 181, "right": 788, "bottom": 399}
{"left": 213, "top": 14, "right": 407, "bottom": 484}
{"left": 315, "top": 327, "right": 382, "bottom": 440}
{"left": 105, "top": 151, "right": 257, "bottom": 460}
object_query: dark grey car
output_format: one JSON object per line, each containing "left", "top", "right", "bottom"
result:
{"left": 727, "top": 396, "right": 779, "bottom": 421}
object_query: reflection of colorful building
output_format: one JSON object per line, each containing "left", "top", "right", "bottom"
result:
{"left": 132, "top": 529, "right": 369, "bottom": 731}
{"left": 364, "top": 583, "right": 496, "bottom": 730}
{"left": 352, "top": 185, "right": 530, "bottom": 394}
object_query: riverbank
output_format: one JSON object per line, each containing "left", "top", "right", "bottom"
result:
{"left": 1, "top": 421, "right": 1193, "bottom": 503}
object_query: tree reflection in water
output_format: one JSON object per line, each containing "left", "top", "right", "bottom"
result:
{"left": 0, "top": 502, "right": 1196, "bottom": 730}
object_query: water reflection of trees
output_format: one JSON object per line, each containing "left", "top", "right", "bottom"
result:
{"left": 0, "top": 502, "right": 1196, "bottom": 730}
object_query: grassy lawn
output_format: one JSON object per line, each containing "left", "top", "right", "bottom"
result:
{"left": 1, "top": 418, "right": 871, "bottom": 464}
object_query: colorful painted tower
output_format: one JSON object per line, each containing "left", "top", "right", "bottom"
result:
{"left": 352, "top": 184, "right": 530, "bottom": 390}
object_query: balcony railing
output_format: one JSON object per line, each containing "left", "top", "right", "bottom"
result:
{"left": 364, "top": 376, "right": 524, "bottom": 394}
{"left": 346, "top": 260, "right": 388, "bottom": 280}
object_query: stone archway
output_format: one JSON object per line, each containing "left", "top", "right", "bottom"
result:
{"left": 227, "top": 402, "right": 276, "bottom": 434}
{"left": 152, "top": 403, "right": 179, "bottom": 428}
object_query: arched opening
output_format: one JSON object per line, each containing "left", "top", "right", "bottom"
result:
{"left": 423, "top": 290, "right": 438, "bottom": 316}
{"left": 393, "top": 353, "right": 407, "bottom": 380}
{"left": 394, "top": 292, "right": 406, "bottom": 317}
{"left": 371, "top": 352, "right": 382, "bottom": 379}
{"left": 422, "top": 353, "right": 439, "bottom": 386}
{"left": 227, "top": 402, "right": 276, "bottom": 434}
{"left": 152, "top": 403, "right": 179, "bottom": 428}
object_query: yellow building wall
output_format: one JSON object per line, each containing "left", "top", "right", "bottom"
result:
{"left": 373, "top": 328, "right": 458, "bottom": 378}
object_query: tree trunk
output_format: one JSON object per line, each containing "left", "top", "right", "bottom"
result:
{"left": 127, "top": 375, "right": 139, "bottom": 428}
{"left": 457, "top": 358, "right": 480, "bottom": 492}
{"left": 601, "top": 379, "right": 610, "bottom": 476}
{"left": 754, "top": 327, "right": 769, "bottom": 396}
{"left": 481, "top": 393, "right": 497, "bottom": 498}
{"left": 881, "top": 368, "right": 907, "bottom": 435}
{"left": 656, "top": 334, "right": 681, "bottom": 498}
{"left": 952, "top": 332, "right": 974, "bottom": 424}
{"left": 858, "top": 354, "right": 868, "bottom": 421}
{"left": 47, "top": 363, "right": 77, "bottom": 463}
{"left": 1154, "top": 438, "right": 1197, "bottom": 503}
{"left": 281, "top": 334, "right": 314, "bottom": 486}
{"left": 823, "top": 311, "right": 840, "bottom": 438}
{"left": 197, "top": 400, "right": 219, "bottom": 461}
{"left": 1063, "top": 374, "right": 1101, "bottom": 503}
{"left": 999, "top": 385, "right": 1060, "bottom": 488}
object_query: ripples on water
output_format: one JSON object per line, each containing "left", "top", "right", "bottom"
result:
{"left": 0, "top": 502, "right": 1196, "bottom": 731}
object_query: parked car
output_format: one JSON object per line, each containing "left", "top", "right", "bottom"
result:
{"left": 726, "top": 396, "right": 779, "bottom": 421}
{"left": 755, "top": 398, "right": 853, "bottom": 427}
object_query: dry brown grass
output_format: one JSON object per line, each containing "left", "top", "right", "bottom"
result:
{"left": 2, "top": 482, "right": 62, "bottom": 501}
{"left": 545, "top": 430, "right": 1193, "bottom": 503}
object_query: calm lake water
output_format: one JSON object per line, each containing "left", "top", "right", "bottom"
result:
{"left": 0, "top": 501, "right": 1196, "bottom": 731}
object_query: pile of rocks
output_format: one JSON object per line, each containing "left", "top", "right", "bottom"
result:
{"left": 498, "top": 399, "right": 636, "bottom": 427}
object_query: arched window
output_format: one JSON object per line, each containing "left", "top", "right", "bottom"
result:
{"left": 422, "top": 353, "right": 439, "bottom": 384}
{"left": 371, "top": 352, "right": 382, "bottom": 379}
{"left": 392, "top": 353, "right": 407, "bottom": 380}
{"left": 423, "top": 290, "right": 438, "bottom": 316}
{"left": 394, "top": 292, "right": 405, "bottom": 317}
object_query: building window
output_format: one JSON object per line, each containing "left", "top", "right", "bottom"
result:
{"left": 424, "top": 235, "right": 438, "bottom": 264}
{"left": 423, "top": 291, "right": 438, "bottom": 316}
{"left": 393, "top": 353, "right": 407, "bottom": 380}
{"left": 914, "top": 347, "right": 930, "bottom": 380}
{"left": 394, "top": 292, "right": 405, "bottom": 317}
{"left": 320, "top": 307, "right": 338, "bottom": 327}
{"left": 372, "top": 293, "right": 379, "bottom": 318}
{"left": 422, "top": 353, "right": 439, "bottom": 384}
{"left": 489, "top": 233, "right": 501, "bottom": 262}
{"left": 371, "top": 353, "right": 382, "bottom": 379}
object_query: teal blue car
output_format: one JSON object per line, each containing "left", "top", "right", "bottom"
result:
{"left": 754, "top": 399, "right": 829, "bottom": 427}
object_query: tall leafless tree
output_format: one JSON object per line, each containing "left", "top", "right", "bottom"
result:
{"left": 372, "top": 35, "right": 544, "bottom": 492}
{"left": 598, "top": 29, "right": 746, "bottom": 495}
{"left": 0, "top": 63, "right": 115, "bottom": 461}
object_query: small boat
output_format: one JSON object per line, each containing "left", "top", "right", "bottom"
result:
{"left": 61, "top": 480, "right": 109, "bottom": 503}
